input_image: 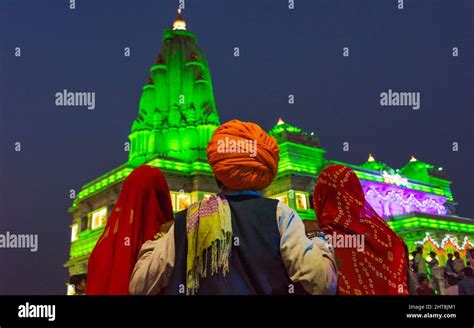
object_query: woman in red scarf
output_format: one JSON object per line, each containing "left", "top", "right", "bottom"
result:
{"left": 313, "top": 164, "right": 408, "bottom": 295}
{"left": 86, "top": 166, "right": 174, "bottom": 295}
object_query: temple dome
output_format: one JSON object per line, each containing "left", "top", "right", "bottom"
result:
{"left": 361, "top": 154, "right": 392, "bottom": 172}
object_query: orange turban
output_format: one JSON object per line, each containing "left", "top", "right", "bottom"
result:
{"left": 207, "top": 120, "right": 280, "bottom": 191}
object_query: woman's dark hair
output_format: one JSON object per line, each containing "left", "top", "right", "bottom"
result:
{"left": 418, "top": 275, "right": 428, "bottom": 284}
{"left": 69, "top": 274, "right": 87, "bottom": 285}
{"left": 446, "top": 275, "right": 458, "bottom": 286}
{"left": 464, "top": 267, "right": 473, "bottom": 277}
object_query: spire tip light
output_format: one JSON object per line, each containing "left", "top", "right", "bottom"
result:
{"left": 173, "top": 8, "right": 186, "bottom": 30}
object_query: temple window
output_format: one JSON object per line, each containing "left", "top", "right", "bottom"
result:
{"left": 80, "top": 216, "right": 88, "bottom": 231}
{"left": 295, "top": 192, "right": 308, "bottom": 210}
{"left": 272, "top": 193, "right": 289, "bottom": 206}
{"left": 171, "top": 193, "right": 176, "bottom": 211}
{"left": 170, "top": 192, "right": 192, "bottom": 212}
{"left": 90, "top": 207, "right": 108, "bottom": 230}
{"left": 177, "top": 193, "right": 191, "bottom": 211}
{"left": 71, "top": 223, "right": 78, "bottom": 242}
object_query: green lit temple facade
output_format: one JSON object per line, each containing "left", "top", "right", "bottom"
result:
{"left": 65, "top": 12, "right": 473, "bottom": 284}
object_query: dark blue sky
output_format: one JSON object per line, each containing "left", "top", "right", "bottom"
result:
{"left": 0, "top": 0, "right": 472, "bottom": 294}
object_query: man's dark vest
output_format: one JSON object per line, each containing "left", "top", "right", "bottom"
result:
{"left": 164, "top": 194, "right": 295, "bottom": 295}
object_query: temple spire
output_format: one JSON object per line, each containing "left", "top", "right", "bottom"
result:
{"left": 128, "top": 7, "right": 219, "bottom": 165}
{"left": 173, "top": 8, "right": 187, "bottom": 30}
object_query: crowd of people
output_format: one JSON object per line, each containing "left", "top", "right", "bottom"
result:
{"left": 409, "top": 247, "right": 474, "bottom": 295}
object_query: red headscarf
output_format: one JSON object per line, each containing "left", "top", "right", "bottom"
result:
{"left": 86, "top": 166, "right": 174, "bottom": 295}
{"left": 313, "top": 164, "right": 408, "bottom": 295}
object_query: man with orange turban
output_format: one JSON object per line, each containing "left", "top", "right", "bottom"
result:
{"left": 207, "top": 119, "right": 280, "bottom": 190}
{"left": 130, "top": 120, "right": 337, "bottom": 295}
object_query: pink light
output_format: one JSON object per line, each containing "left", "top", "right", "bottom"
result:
{"left": 360, "top": 181, "right": 447, "bottom": 217}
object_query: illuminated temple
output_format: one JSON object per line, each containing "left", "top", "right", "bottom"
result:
{"left": 65, "top": 11, "right": 473, "bottom": 283}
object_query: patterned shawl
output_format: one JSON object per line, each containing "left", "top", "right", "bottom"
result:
{"left": 314, "top": 164, "right": 409, "bottom": 295}
{"left": 186, "top": 194, "right": 232, "bottom": 294}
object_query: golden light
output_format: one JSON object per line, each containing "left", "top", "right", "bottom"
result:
{"left": 368, "top": 153, "right": 375, "bottom": 162}
{"left": 177, "top": 193, "right": 191, "bottom": 211}
{"left": 173, "top": 8, "right": 186, "bottom": 30}
{"left": 277, "top": 118, "right": 285, "bottom": 125}
{"left": 410, "top": 155, "right": 417, "bottom": 162}
{"left": 91, "top": 207, "right": 107, "bottom": 230}
{"left": 173, "top": 20, "right": 186, "bottom": 30}
{"left": 295, "top": 192, "right": 308, "bottom": 210}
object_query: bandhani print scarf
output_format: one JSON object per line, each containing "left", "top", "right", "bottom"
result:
{"left": 314, "top": 164, "right": 409, "bottom": 295}
{"left": 186, "top": 194, "right": 232, "bottom": 294}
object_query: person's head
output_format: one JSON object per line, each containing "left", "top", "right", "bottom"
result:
{"left": 416, "top": 247, "right": 423, "bottom": 255}
{"left": 446, "top": 275, "right": 458, "bottom": 287}
{"left": 430, "top": 251, "right": 436, "bottom": 259}
{"left": 411, "top": 251, "right": 417, "bottom": 258}
{"left": 121, "top": 165, "right": 174, "bottom": 222}
{"left": 313, "top": 165, "right": 365, "bottom": 227}
{"left": 448, "top": 253, "right": 453, "bottom": 260}
{"left": 463, "top": 267, "right": 473, "bottom": 277}
{"left": 69, "top": 274, "right": 87, "bottom": 294}
{"left": 419, "top": 275, "right": 429, "bottom": 287}
{"left": 454, "top": 251, "right": 460, "bottom": 259}
{"left": 207, "top": 120, "right": 280, "bottom": 191}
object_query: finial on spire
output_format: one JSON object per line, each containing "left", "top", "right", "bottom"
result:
{"left": 277, "top": 118, "right": 285, "bottom": 125}
{"left": 410, "top": 155, "right": 417, "bottom": 162}
{"left": 173, "top": 8, "right": 187, "bottom": 30}
{"left": 368, "top": 153, "right": 375, "bottom": 162}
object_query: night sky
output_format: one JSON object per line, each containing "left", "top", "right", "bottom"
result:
{"left": 0, "top": 0, "right": 472, "bottom": 294}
